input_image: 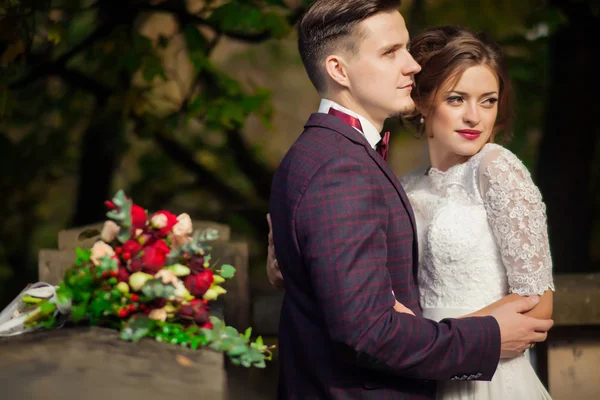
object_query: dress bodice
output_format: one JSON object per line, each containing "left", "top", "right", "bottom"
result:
{"left": 401, "top": 144, "right": 555, "bottom": 310}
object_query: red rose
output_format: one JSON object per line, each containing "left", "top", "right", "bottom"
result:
{"left": 141, "top": 239, "right": 170, "bottom": 274}
{"left": 123, "top": 240, "right": 142, "bottom": 256}
{"left": 129, "top": 258, "right": 143, "bottom": 273}
{"left": 117, "top": 267, "right": 130, "bottom": 283}
{"left": 184, "top": 269, "right": 214, "bottom": 297}
{"left": 188, "top": 256, "right": 205, "bottom": 274}
{"left": 150, "top": 210, "right": 178, "bottom": 237}
{"left": 201, "top": 321, "right": 213, "bottom": 330}
{"left": 131, "top": 204, "right": 147, "bottom": 230}
{"left": 178, "top": 299, "right": 210, "bottom": 325}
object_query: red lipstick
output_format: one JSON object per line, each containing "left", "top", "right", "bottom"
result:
{"left": 456, "top": 129, "right": 481, "bottom": 140}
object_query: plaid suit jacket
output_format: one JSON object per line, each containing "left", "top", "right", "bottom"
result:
{"left": 269, "top": 113, "right": 501, "bottom": 399}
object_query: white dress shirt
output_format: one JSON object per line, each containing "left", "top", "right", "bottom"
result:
{"left": 318, "top": 99, "right": 381, "bottom": 150}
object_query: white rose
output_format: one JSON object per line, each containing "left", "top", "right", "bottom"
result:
{"left": 149, "top": 308, "right": 167, "bottom": 322}
{"left": 100, "top": 221, "right": 120, "bottom": 243}
{"left": 173, "top": 213, "right": 193, "bottom": 236}
{"left": 151, "top": 213, "right": 168, "bottom": 229}
{"left": 154, "top": 269, "right": 178, "bottom": 285}
{"left": 90, "top": 241, "right": 116, "bottom": 266}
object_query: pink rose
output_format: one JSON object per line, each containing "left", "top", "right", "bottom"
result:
{"left": 90, "top": 241, "right": 116, "bottom": 266}
{"left": 150, "top": 211, "right": 178, "bottom": 236}
{"left": 173, "top": 213, "right": 193, "bottom": 236}
{"left": 100, "top": 221, "right": 120, "bottom": 243}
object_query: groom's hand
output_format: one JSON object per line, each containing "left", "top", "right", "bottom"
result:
{"left": 490, "top": 296, "right": 554, "bottom": 358}
{"left": 266, "top": 214, "right": 284, "bottom": 289}
{"left": 393, "top": 300, "right": 415, "bottom": 316}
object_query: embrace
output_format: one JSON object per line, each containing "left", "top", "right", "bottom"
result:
{"left": 266, "top": 0, "right": 555, "bottom": 399}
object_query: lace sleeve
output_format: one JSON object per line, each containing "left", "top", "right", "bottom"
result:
{"left": 478, "top": 147, "right": 555, "bottom": 296}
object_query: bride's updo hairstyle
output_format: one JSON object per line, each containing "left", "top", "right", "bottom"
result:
{"left": 407, "top": 26, "right": 514, "bottom": 143}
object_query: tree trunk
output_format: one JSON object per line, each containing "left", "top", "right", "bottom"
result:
{"left": 71, "top": 104, "right": 124, "bottom": 226}
{"left": 536, "top": 0, "right": 600, "bottom": 274}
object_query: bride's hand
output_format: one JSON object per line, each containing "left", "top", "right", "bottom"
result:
{"left": 393, "top": 300, "right": 415, "bottom": 316}
{"left": 266, "top": 214, "right": 284, "bottom": 289}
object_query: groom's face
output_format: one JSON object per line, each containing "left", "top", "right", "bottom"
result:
{"left": 346, "top": 11, "right": 421, "bottom": 122}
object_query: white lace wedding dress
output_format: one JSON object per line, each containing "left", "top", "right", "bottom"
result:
{"left": 400, "top": 143, "right": 554, "bottom": 399}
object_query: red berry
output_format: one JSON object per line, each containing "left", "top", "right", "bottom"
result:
{"left": 110, "top": 270, "right": 118, "bottom": 277}
{"left": 128, "top": 304, "right": 136, "bottom": 311}
{"left": 118, "top": 309, "right": 128, "bottom": 318}
{"left": 115, "top": 247, "right": 123, "bottom": 254}
{"left": 123, "top": 251, "right": 132, "bottom": 260}
{"left": 101, "top": 271, "right": 109, "bottom": 278}
{"left": 131, "top": 294, "right": 139, "bottom": 302}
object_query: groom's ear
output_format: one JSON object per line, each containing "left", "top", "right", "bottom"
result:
{"left": 324, "top": 55, "right": 351, "bottom": 89}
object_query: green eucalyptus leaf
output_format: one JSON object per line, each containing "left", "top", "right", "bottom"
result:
{"left": 219, "top": 264, "right": 236, "bottom": 279}
{"left": 121, "top": 315, "right": 153, "bottom": 342}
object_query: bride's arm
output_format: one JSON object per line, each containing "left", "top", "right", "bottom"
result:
{"left": 468, "top": 147, "right": 555, "bottom": 320}
{"left": 460, "top": 291, "right": 552, "bottom": 319}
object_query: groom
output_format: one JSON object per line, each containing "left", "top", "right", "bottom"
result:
{"left": 268, "top": 0, "right": 553, "bottom": 398}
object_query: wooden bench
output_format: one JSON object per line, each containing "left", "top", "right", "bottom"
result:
{"left": 0, "top": 325, "right": 226, "bottom": 400}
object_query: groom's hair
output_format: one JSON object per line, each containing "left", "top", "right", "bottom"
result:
{"left": 298, "top": 0, "right": 402, "bottom": 94}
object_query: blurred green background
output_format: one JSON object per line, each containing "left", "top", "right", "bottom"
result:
{"left": 0, "top": 0, "right": 598, "bottom": 309}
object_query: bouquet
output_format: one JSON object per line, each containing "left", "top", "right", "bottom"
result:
{"left": 0, "top": 190, "right": 273, "bottom": 368}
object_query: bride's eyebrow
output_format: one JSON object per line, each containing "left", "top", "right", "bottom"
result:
{"left": 445, "top": 90, "right": 498, "bottom": 97}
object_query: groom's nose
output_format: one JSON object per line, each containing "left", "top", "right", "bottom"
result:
{"left": 403, "top": 52, "right": 421, "bottom": 75}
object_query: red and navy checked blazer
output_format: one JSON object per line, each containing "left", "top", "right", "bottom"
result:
{"left": 269, "top": 113, "right": 501, "bottom": 399}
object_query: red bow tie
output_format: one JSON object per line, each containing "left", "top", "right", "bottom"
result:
{"left": 328, "top": 108, "right": 389, "bottom": 162}
{"left": 378, "top": 131, "right": 390, "bottom": 162}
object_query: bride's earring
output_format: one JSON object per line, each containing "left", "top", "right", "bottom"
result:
{"left": 420, "top": 116, "right": 425, "bottom": 124}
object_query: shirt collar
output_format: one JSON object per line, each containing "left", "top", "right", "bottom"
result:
{"left": 318, "top": 98, "right": 382, "bottom": 150}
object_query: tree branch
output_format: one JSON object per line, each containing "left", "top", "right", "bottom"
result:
{"left": 151, "top": 130, "right": 262, "bottom": 209}
{"left": 9, "top": 21, "right": 118, "bottom": 89}
{"left": 141, "top": 0, "right": 305, "bottom": 43}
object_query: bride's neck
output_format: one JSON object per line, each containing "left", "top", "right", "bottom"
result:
{"left": 427, "top": 140, "right": 470, "bottom": 171}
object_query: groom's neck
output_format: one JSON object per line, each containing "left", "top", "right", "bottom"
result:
{"left": 325, "top": 92, "right": 384, "bottom": 132}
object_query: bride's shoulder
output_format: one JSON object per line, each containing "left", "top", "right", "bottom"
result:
{"left": 474, "top": 143, "right": 531, "bottom": 177}
{"left": 400, "top": 168, "right": 428, "bottom": 192}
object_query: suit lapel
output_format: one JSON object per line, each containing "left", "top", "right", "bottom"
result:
{"left": 305, "top": 113, "right": 418, "bottom": 244}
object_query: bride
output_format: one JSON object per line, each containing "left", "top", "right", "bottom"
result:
{"left": 267, "top": 25, "right": 554, "bottom": 399}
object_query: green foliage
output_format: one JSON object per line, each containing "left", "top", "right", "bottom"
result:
{"left": 201, "top": 317, "right": 272, "bottom": 368}
{"left": 219, "top": 264, "right": 236, "bottom": 279}
{"left": 121, "top": 315, "right": 156, "bottom": 342}
{"left": 140, "top": 279, "right": 176, "bottom": 299}
{"left": 106, "top": 190, "right": 134, "bottom": 243}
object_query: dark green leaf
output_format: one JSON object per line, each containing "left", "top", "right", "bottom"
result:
{"left": 71, "top": 303, "right": 88, "bottom": 323}
{"left": 75, "top": 248, "right": 92, "bottom": 265}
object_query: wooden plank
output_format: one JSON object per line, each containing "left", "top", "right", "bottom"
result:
{"left": 38, "top": 249, "right": 76, "bottom": 286}
{"left": 0, "top": 326, "right": 226, "bottom": 400}
{"left": 212, "top": 242, "right": 250, "bottom": 332}
{"left": 553, "top": 273, "right": 600, "bottom": 326}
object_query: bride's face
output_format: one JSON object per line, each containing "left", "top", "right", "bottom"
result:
{"left": 426, "top": 65, "right": 499, "bottom": 162}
